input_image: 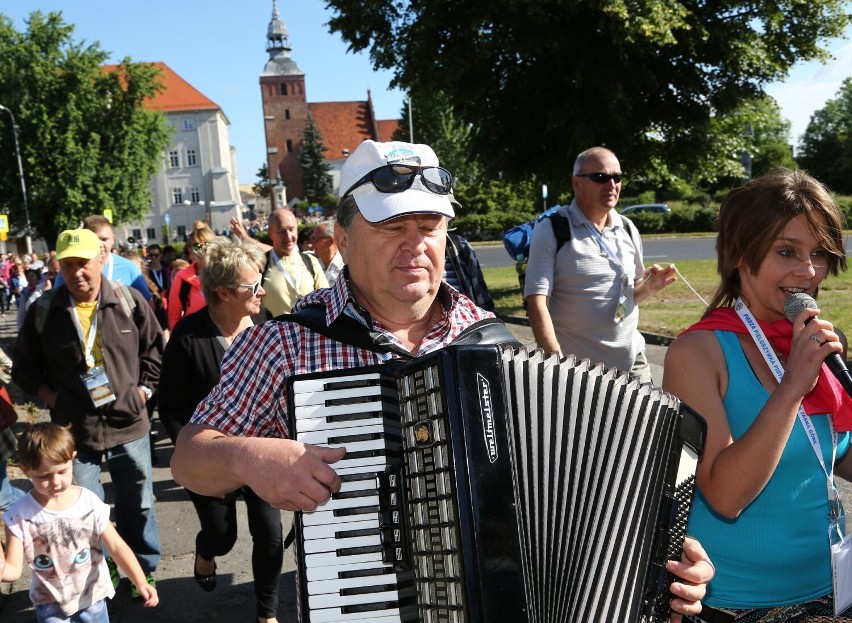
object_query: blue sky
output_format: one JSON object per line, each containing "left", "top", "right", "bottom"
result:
{"left": 3, "top": 1, "right": 851, "bottom": 185}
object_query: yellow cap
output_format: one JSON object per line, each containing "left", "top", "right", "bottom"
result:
{"left": 55, "top": 229, "right": 102, "bottom": 261}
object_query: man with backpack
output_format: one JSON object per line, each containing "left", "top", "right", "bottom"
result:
{"left": 255, "top": 208, "right": 327, "bottom": 316}
{"left": 12, "top": 228, "right": 164, "bottom": 594}
{"left": 524, "top": 146, "right": 676, "bottom": 383}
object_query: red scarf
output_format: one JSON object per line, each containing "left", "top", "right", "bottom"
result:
{"left": 681, "top": 307, "right": 852, "bottom": 430}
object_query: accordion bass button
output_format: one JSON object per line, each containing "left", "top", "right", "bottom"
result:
{"left": 413, "top": 421, "right": 434, "bottom": 446}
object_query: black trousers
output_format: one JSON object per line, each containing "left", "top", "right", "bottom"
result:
{"left": 188, "top": 486, "right": 284, "bottom": 619}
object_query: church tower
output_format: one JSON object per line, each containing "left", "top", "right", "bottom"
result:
{"left": 260, "top": 0, "right": 307, "bottom": 204}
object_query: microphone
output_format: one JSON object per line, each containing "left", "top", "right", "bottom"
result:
{"left": 784, "top": 293, "right": 852, "bottom": 398}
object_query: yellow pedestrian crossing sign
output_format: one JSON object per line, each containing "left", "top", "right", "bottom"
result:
{"left": 0, "top": 215, "right": 8, "bottom": 233}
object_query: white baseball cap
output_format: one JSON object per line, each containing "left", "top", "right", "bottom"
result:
{"left": 339, "top": 140, "right": 455, "bottom": 223}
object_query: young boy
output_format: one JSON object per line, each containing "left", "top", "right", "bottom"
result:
{"left": 0, "top": 423, "right": 158, "bottom": 622}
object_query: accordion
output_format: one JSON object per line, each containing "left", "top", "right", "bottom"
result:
{"left": 287, "top": 344, "right": 706, "bottom": 623}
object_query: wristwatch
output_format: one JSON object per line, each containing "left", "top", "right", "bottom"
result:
{"left": 139, "top": 385, "right": 153, "bottom": 401}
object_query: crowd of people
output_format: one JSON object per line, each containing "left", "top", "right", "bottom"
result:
{"left": 4, "top": 137, "right": 847, "bottom": 623}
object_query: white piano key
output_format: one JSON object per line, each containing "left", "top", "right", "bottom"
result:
{"left": 291, "top": 372, "right": 385, "bottom": 394}
{"left": 314, "top": 493, "right": 381, "bottom": 513}
{"left": 308, "top": 587, "right": 412, "bottom": 610}
{"left": 305, "top": 546, "right": 385, "bottom": 569}
{"left": 298, "top": 423, "right": 398, "bottom": 446}
{"left": 301, "top": 507, "right": 381, "bottom": 527}
{"left": 305, "top": 559, "right": 396, "bottom": 582}
{"left": 295, "top": 407, "right": 400, "bottom": 433}
{"left": 293, "top": 384, "right": 398, "bottom": 407}
{"left": 302, "top": 533, "right": 381, "bottom": 555}
{"left": 309, "top": 606, "right": 411, "bottom": 623}
{"left": 293, "top": 399, "right": 401, "bottom": 421}
{"left": 303, "top": 519, "right": 378, "bottom": 541}
{"left": 307, "top": 570, "right": 412, "bottom": 596}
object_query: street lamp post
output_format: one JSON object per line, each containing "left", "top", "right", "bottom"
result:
{"left": 0, "top": 104, "right": 33, "bottom": 254}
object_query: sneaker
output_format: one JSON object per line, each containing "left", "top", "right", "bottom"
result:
{"left": 105, "top": 557, "right": 120, "bottom": 589}
{"left": 131, "top": 574, "right": 156, "bottom": 599}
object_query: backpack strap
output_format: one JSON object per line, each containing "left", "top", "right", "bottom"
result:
{"left": 547, "top": 213, "right": 572, "bottom": 253}
{"left": 300, "top": 252, "right": 315, "bottom": 278}
{"left": 109, "top": 280, "right": 137, "bottom": 318}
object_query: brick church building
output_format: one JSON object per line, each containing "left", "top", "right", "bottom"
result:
{"left": 260, "top": 1, "right": 400, "bottom": 206}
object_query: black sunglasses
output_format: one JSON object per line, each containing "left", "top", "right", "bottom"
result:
{"left": 342, "top": 164, "right": 454, "bottom": 198}
{"left": 192, "top": 241, "right": 211, "bottom": 251}
{"left": 576, "top": 172, "right": 624, "bottom": 184}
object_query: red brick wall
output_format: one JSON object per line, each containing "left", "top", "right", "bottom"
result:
{"left": 260, "top": 74, "right": 308, "bottom": 202}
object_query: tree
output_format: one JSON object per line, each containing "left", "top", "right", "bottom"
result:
{"left": 392, "top": 90, "right": 482, "bottom": 187}
{"left": 299, "top": 112, "right": 333, "bottom": 203}
{"left": 326, "top": 0, "right": 849, "bottom": 193}
{"left": 253, "top": 162, "right": 271, "bottom": 199}
{"left": 798, "top": 77, "right": 852, "bottom": 193}
{"left": 0, "top": 11, "right": 172, "bottom": 245}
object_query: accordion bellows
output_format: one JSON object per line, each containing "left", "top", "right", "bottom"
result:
{"left": 289, "top": 345, "right": 706, "bottom": 623}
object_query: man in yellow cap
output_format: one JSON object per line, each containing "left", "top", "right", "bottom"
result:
{"left": 12, "top": 228, "right": 164, "bottom": 595}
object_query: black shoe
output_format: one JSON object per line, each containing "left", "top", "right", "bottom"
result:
{"left": 193, "top": 556, "right": 217, "bottom": 592}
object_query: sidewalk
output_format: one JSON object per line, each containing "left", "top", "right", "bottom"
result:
{"left": 0, "top": 318, "right": 667, "bottom": 622}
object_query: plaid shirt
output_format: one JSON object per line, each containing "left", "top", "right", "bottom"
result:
{"left": 191, "top": 271, "right": 493, "bottom": 439}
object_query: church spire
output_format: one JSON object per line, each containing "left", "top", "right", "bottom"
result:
{"left": 266, "top": 0, "right": 290, "bottom": 55}
{"left": 262, "top": 0, "right": 303, "bottom": 76}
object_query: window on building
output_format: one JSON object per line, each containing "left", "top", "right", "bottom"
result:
{"left": 182, "top": 118, "right": 195, "bottom": 131}
{"left": 172, "top": 188, "right": 184, "bottom": 205}
{"left": 168, "top": 150, "right": 179, "bottom": 168}
{"left": 177, "top": 225, "right": 187, "bottom": 239}
{"left": 186, "top": 149, "right": 197, "bottom": 166}
{"left": 131, "top": 229, "right": 142, "bottom": 240}
{"left": 286, "top": 139, "right": 293, "bottom": 153}
{"left": 146, "top": 227, "right": 157, "bottom": 241}
{"left": 285, "top": 109, "right": 290, "bottom": 120}
{"left": 280, "top": 83, "right": 288, "bottom": 96}
{"left": 190, "top": 187, "right": 200, "bottom": 203}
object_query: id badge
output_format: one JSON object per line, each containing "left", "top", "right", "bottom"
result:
{"left": 614, "top": 276, "right": 628, "bottom": 324}
{"left": 830, "top": 513, "right": 852, "bottom": 615}
{"left": 82, "top": 365, "right": 116, "bottom": 408}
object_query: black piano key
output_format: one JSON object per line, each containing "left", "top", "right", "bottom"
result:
{"left": 327, "top": 431, "right": 401, "bottom": 445}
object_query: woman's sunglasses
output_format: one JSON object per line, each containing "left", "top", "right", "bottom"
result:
{"left": 192, "top": 241, "right": 212, "bottom": 252}
{"left": 237, "top": 277, "right": 263, "bottom": 296}
{"left": 342, "top": 164, "right": 454, "bottom": 198}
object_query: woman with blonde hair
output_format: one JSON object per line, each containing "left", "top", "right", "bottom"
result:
{"left": 159, "top": 237, "right": 281, "bottom": 623}
{"left": 167, "top": 221, "right": 214, "bottom": 330}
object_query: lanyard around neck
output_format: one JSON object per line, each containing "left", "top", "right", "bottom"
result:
{"left": 735, "top": 297, "right": 839, "bottom": 512}
{"left": 271, "top": 250, "right": 301, "bottom": 292}
{"left": 584, "top": 222, "right": 625, "bottom": 274}
{"left": 70, "top": 294, "right": 100, "bottom": 368}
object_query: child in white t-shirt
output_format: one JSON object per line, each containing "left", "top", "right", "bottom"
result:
{"left": 0, "top": 423, "right": 158, "bottom": 622}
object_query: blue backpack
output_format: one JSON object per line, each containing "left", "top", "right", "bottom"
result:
{"left": 502, "top": 205, "right": 571, "bottom": 261}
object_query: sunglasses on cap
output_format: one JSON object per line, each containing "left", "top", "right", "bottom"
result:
{"left": 576, "top": 172, "right": 624, "bottom": 184}
{"left": 342, "top": 164, "right": 454, "bottom": 198}
{"left": 237, "top": 277, "right": 263, "bottom": 296}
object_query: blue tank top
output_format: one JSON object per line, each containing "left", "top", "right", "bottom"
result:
{"left": 688, "top": 330, "right": 849, "bottom": 608}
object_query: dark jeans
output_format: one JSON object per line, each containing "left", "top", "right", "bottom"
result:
{"left": 189, "top": 486, "right": 283, "bottom": 619}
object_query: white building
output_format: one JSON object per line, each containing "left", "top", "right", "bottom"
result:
{"left": 117, "top": 62, "right": 242, "bottom": 244}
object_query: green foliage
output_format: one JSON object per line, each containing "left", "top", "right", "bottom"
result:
{"left": 0, "top": 11, "right": 172, "bottom": 246}
{"left": 798, "top": 78, "right": 852, "bottom": 193}
{"left": 299, "top": 112, "right": 333, "bottom": 203}
{"left": 253, "top": 162, "right": 271, "bottom": 199}
{"left": 326, "top": 0, "right": 849, "bottom": 194}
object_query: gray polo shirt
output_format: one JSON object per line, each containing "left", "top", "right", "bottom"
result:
{"left": 524, "top": 200, "right": 646, "bottom": 372}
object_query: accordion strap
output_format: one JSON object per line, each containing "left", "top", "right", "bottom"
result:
{"left": 279, "top": 305, "right": 518, "bottom": 359}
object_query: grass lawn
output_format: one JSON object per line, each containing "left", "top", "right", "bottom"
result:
{"left": 484, "top": 260, "right": 852, "bottom": 338}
